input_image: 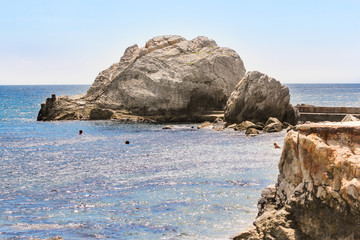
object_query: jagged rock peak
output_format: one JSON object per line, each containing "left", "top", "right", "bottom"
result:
{"left": 145, "top": 35, "right": 186, "bottom": 53}
{"left": 120, "top": 44, "right": 139, "bottom": 63}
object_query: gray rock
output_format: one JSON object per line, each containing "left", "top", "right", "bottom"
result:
{"left": 38, "top": 35, "right": 246, "bottom": 122}
{"left": 264, "top": 122, "right": 282, "bottom": 132}
{"left": 245, "top": 127, "right": 259, "bottom": 135}
{"left": 90, "top": 35, "right": 245, "bottom": 116}
{"left": 224, "top": 71, "right": 290, "bottom": 124}
{"left": 226, "top": 123, "right": 237, "bottom": 129}
{"left": 234, "top": 121, "right": 256, "bottom": 131}
{"left": 255, "top": 122, "right": 265, "bottom": 129}
{"left": 265, "top": 117, "right": 283, "bottom": 127}
{"left": 283, "top": 104, "right": 300, "bottom": 125}
{"left": 213, "top": 117, "right": 224, "bottom": 124}
{"left": 264, "top": 117, "right": 283, "bottom": 132}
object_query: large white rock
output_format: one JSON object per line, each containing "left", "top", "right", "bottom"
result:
{"left": 38, "top": 35, "right": 246, "bottom": 121}
{"left": 87, "top": 35, "right": 246, "bottom": 116}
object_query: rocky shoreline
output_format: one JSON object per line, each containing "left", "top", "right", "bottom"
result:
{"left": 37, "top": 35, "right": 297, "bottom": 127}
{"left": 233, "top": 119, "right": 360, "bottom": 240}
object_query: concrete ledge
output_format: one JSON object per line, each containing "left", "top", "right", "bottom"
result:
{"left": 296, "top": 105, "right": 360, "bottom": 122}
{"left": 299, "top": 113, "right": 360, "bottom": 122}
{"left": 297, "top": 105, "right": 360, "bottom": 114}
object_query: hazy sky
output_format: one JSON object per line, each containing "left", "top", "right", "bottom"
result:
{"left": 1, "top": 0, "right": 359, "bottom": 85}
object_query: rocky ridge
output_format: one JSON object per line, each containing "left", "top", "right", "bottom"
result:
{"left": 37, "top": 35, "right": 246, "bottom": 122}
{"left": 233, "top": 121, "right": 360, "bottom": 240}
{"left": 197, "top": 116, "right": 293, "bottom": 136}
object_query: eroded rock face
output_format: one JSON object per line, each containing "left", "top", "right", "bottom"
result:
{"left": 224, "top": 71, "right": 292, "bottom": 124}
{"left": 38, "top": 35, "right": 246, "bottom": 121}
{"left": 233, "top": 122, "right": 360, "bottom": 240}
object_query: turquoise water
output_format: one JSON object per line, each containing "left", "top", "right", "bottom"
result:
{"left": 0, "top": 84, "right": 359, "bottom": 239}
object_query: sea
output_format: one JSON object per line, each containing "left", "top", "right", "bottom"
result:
{"left": 0, "top": 84, "right": 360, "bottom": 240}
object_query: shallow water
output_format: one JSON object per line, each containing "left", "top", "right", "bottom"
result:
{"left": 0, "top": 84, "right": 359, "bottom": 239}
{"left": 0, "top": 119, "right": 286, "bottom": 239}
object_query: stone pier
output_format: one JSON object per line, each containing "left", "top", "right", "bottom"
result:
{"left": 296, "top": 104, "right": 360, "bottom": 122}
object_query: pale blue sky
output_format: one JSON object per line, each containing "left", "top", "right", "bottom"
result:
{"left": 1, "top": 0, "right": 359, "bottom": 85}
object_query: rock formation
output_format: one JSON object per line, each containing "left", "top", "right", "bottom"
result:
{"left": 224, "top": 71, "right": 298, "bottom": 125}
{"left": 233, "top": 122, "right": 360, "bottom": 240}
{"left": 38, "top": 35, "right": 246, "bottom": 122}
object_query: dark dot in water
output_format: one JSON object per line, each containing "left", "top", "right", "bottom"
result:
{"left": 125, "top": 140, "right": 130, "bottom": 144}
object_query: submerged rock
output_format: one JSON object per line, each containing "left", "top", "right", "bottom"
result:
{"left": 38, "top": 35, "right": 246, "bottom": 122}
{"left": 233, "top": 122, "right": 360, "bottom": 239}
{"left": 224, "top": 71, "right": 294, "bottom": 124}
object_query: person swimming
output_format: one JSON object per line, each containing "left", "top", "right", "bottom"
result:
{"left": 79, "top": 130, "right": 83, "bottom": 135}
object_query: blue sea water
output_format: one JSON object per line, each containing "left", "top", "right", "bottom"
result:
{"left": 0, "top": 84, "right": 359, "bottom": 240}
{"left": 288, "top": 83, "right": 360, "bottom": 107}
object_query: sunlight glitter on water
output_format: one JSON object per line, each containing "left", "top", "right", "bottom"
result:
{"left": 0, "top": 120, "right": 286, "bottom": 239}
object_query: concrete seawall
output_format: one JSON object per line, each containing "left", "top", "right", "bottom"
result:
{"left": 296, "top": 104, "right": 360, "bottom": 122}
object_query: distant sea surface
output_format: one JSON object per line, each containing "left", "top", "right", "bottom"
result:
{"left": 0, "top": 84, "right": 359, "bottom": 240}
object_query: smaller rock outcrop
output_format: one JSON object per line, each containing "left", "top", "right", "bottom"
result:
{"left": 245, "top": 127, "right": 259, "bottom": 135}
{"left": 234, "top": 121, "right": 256, "bottom": 131}
{"left": 224, "top": 71, "right": 297, "bottom": 125}
{"left": 197, "top": 118, "right": 226, "bottom": 131}
{"left": 263, "top": 117, "right": 283, "bottom": 133}
{"left": 233, "top": 122, "right": 360, "bottom": 240}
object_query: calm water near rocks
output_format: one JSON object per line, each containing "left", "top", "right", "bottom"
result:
{"left": 1, "top": 84, "right": 360, "bottom": 239}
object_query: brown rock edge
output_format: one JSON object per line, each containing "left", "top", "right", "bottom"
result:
{"left": 232, "top": 122, "right": 360, "bottom": 240}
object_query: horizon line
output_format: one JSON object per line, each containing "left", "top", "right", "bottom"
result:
{"left": 2, "top": 82, "right": 360, "bottom": 86}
